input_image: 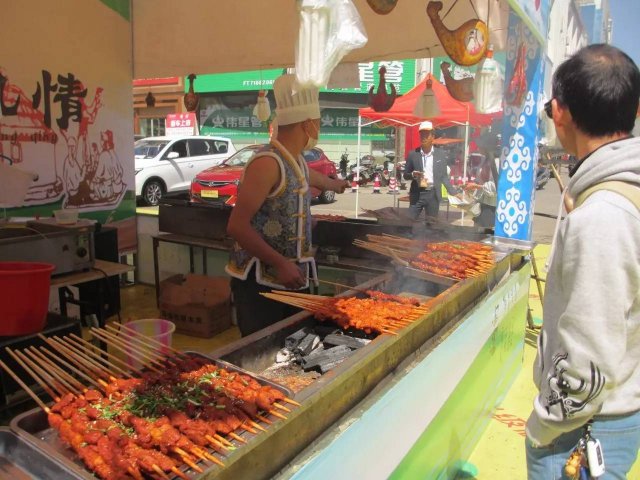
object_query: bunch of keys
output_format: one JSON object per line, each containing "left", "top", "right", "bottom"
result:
{"left": 565, "top": 423, "right": 605, "bottom": 479}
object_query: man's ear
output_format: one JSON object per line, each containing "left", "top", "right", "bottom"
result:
{"left": 553, "top": 99, "right": 572, "bottom": 127}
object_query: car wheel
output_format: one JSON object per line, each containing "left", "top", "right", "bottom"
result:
{"left": 319, "top": 190, "right": 335, "bottom": 204}
{"left": 142, "top": 179, "right": 164, "bottom": 206}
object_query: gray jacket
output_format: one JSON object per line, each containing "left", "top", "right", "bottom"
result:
{"left": 526, "top": 136, "right": 640, "bottom": 446}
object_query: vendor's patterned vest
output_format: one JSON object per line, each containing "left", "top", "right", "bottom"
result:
{"left": 226, "top": 144, "right": 315, "bottom": 289}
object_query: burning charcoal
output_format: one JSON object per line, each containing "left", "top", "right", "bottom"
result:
{"left": 285, "top": 327, "right": 310, "bottom": 350}
{"left": 295, "top": 333, "right": 321, "bottom": 357}
{"left": 323, "top": 333, "right": 370, "bottom": 350}
{"left": 276, "top": 348, "right": 294, "bottom": 364}
{"left": 301, "top": 345, "right": 352, "bottom": 372}
{"left": 298, "top": 345, "right": 325, "bottom": 365}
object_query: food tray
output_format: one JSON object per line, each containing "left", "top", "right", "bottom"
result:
{"left": 393, "top": 262, "right": 459, "bottom": 286}
{"left": 10, "top": 351, "right": 298, "bottom": 480}
{"left": 0, "top": 427, "right": 85, "bottom": 480}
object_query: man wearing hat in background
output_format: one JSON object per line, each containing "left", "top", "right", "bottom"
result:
{"left": 403, "top": 121, "right": 461, "bottom": 220}
{"left": 226, "top": 74, "right": 349, "bottom": 337}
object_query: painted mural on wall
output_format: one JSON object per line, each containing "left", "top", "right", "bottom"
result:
{"left": 507, "top": 0, "right": 550, "bottom": 44}
{"left": 494, "top": 10, "right": 545, "bottom": 240}
{"left": 0, "top": 71, "right": 125, "bottom": 208}
{"left": 2, "top": 0, "right": 135, "bottom": 251}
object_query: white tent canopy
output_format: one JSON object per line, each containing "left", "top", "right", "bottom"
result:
{"left": 132, "top": 0, "right": 509, "bottom": 78}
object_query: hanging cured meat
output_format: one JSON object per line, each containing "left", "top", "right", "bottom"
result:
{"left": 427, "top": 1, "right": 488, "bottom": 66}
{"left": 366, "top": 0, "right": 398, "bottom": 15}
{"left": 506, "top": 42, "right": 528, "bottom": 106}
{"left": 367, "top": 66, "right": 397, "bottom": 112}
{"left": 440, "top": 61, "right": 474, "bottom": 102}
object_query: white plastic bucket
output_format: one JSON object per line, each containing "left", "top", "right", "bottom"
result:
{"left": 123, "top": 319, "right": 175, "bottom": 370}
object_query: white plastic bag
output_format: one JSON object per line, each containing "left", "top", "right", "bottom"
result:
{"left": 473, "top": 48, "right": 504, "bottom": 114}
{"left": 296, "top": 0, "right": 368, "bottom": 88}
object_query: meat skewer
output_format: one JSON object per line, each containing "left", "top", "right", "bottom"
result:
{"left": 33, "top": 344, "right": 104, "bottom": 390}
{"left": 23, "top": 347, "right": 87, "bottom": 395}
{"left": 104, "top": 324, "right": 179, "bottom": 368}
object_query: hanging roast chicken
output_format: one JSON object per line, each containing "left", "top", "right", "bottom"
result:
{"left": 368, "top": 66, "right": 397, "bottom": 112}
{"left": 440, "top": 61, "right": 474, "bottom": 102}
{"left": 427, "top": 1, "right": 488, "bottom": 67}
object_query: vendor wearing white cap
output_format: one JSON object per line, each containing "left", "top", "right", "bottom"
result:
{"left": 226, "top": 74, "right": 349, "bottom": 336}
{"left": 403, "top": 121, "right": 461, "bottom": 220}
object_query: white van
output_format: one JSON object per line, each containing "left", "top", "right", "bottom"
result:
{"left": 134, "top": 135, "right": 236, "bottom": 205}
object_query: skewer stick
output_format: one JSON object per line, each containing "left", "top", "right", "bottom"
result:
{"left": 205, "top": 435, "right": 228, "bottom": 451}
{"left": 170, "top": 467, "right": 190, "bottom": 480}
{"left": 89, "top": 329, "right": 163, "bottom": 374}
{"left": 381, "top": 328, "right": 399, "bottom": 336}
{"left": 95, "top": 326, "right": 167, "bottom": 365}
{"left": 6, "top": 348, "right": 62, "bottom": 399}
{"left": 152, "top": 464, "right": 171, "bottom": 480}
{"left": 127, "top": 466, "right": 144, "bottom": 480}
{"left": 268, "top": 409, "right": 288, "bottom": 420}
{"left": 214, "top": 434, "right": 233, "bottom": 447}
{"left": 283, "top": 397, "right": 302, "bottom": 407}
{"left": 248, "top": 420, "right": 267, "bottom": 432}
{"left": 193, "top": 447, "right": 225, "bottom": 467}
{"left": 0, "top": 359, "right": 51, "bottom": 412}
{"left": 90, "top": 328, "right": 165, "bottom": 370}
{"left": 29, "top": 346, "right": 97, "bottom": 391}
{"left": 172, "top": 449, "right": 203, "bottom": 473}
{"left": 227, "top": 431, "right": 247, "bottom": 444}
{"left": 272, "top": 402, "right": 291, "bottom": 413}
{"left": 116, "top": 322, "right": 189, "bottom": 360}
{"left": 104, "top": 324, "right": 178, "bottom": 367}
{"left": 65, "top": 333, "right": 137, "bottom": 377}
{"left": 188, "top": 446, "right": 217, "bottom": 466}
{"left": 254, "top": 414, "right": 273, "bottom": 425}
{"left": 24, "top": 347, "right": 86, "bottom": 395}
{"left": 45, "top": 335, "right": 112, "bottom": 380}
{"left": 46, "top": 336, "right": 112, "bottom": 382}
{"left": 10, "top": 348, "right": 70, "bottom": 397}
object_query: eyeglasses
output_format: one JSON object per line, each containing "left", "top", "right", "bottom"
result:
{"left": 544, "top": 99, "right": 553, "bottom": 119}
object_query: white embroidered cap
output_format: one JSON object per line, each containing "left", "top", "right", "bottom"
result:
{"left": 273, "top": 74, "right": 320, "bottom": 126}
{"left": 419, "top": 120, "right": 434, "bottom": 131}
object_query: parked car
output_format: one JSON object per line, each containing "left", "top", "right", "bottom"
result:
{"left": 190, "top": 145, "right": 338, "bottom": 205}
{"left": 134, "top": 135, "right": 236, "bottom": 205}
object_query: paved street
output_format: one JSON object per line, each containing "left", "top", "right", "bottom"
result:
{"left": 312, "top": 170, "right": 568, "bottom": 244}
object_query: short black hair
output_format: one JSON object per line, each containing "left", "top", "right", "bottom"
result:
{"left": 552, "top": 44, "right": 640, "bottom": 136}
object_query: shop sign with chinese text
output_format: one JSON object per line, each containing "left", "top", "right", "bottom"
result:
{"left": 165, "top": 113, "right": 198, "bottom": 136}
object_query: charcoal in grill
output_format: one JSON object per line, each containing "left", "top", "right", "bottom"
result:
{"left": 294, "top": 333, "right": 320, "bottom": 357}
{"left": 285, "top": 327, "right": 311, "bottom": 350}
{"left": 323, "top": 333, "right": 370, "bottom": 350}
{"left": 301, "top": 345, "right": 353, "bottom": 372}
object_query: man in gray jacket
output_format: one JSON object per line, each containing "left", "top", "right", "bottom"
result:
{"left": 403, "top": 121, "right": 461, "bottom": 220}
{"left": 526, "top": 44, "right": 640, "bottom": 479}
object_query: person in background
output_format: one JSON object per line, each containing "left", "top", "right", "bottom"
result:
{"left": 403, "top": 121, "right": 461, "bottom": 220}
{"left": 526, "top": 44, "right": 640, "bottom": 479}
{"left": 226, "top": 74, "right": 349, "bottom": 337}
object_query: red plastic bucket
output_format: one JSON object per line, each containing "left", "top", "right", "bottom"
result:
{"left": 0, "top": 262, "right": 55, "bottom": 336}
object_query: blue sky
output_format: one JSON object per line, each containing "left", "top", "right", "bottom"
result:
{"left": 609, "top": 0, "right": 640, "bottom": 65}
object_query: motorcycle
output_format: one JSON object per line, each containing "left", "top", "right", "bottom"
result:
{"left": 347, "top": 164, "right": 372, "bottom": 185}
{"left": 536, "top": 165, "right": 551, "bottom": 190}
{"left": 339, "top": 151, "right": 349, "bottom": 179}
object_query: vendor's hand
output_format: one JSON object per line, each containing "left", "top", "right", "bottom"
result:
{"left": 412, "top": 171, "right": 424, "bottom": 178}
{"left": 275, "top": 259, "right": 306, "bottom": 289}
{"left": 330, "top": 178, "right": 350, "bottom": 194}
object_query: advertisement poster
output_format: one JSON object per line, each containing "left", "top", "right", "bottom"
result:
{"left": 1, "top": 0, "right": 136, "bottom": 251}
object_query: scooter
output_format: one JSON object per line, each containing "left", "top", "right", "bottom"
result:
{"left": 536, "top": 165, "right": 551, "bottom": 190}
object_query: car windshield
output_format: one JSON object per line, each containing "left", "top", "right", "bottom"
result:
{"left": 134, "top": 140, "right": 169, "bottom": 159}
{"left": 224, "top": 147, "right": 261, "bottom": 167}
{"left": 302, "top": 149, "right": 321, "bottom": 163}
